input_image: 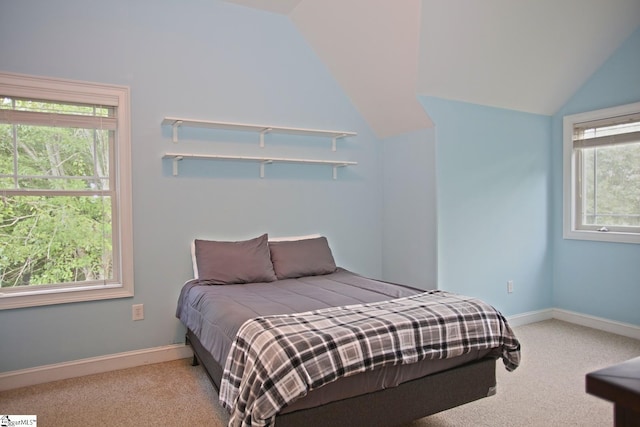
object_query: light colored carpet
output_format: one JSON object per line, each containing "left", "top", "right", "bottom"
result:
{"left": 1, "top": 319, "right": 639, "bottom": 427}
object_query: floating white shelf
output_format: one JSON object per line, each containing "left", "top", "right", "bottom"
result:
{"left": 163, "top": 153, "right": 357, "bottom": 180}
{"left": 161, "top": 117, "right": 356, "bottom": 151}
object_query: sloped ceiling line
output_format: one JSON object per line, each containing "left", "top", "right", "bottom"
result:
{"left": 222, "top": 0, "right": 640, "bottom": 138}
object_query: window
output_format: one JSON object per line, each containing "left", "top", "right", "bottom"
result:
{"left": 0, "top": 72, "right": 133, "bottom": 309}
{"left": 563, "top": 101, "right": 640, "bottom": 244}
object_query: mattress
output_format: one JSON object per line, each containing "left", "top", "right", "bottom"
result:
{"left": 176, "top": 268, "right": 498, "bottom": 413}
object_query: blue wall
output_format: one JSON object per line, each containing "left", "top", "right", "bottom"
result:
{"left": 381, "top": 128, "right": 437, "bottom": 289}
{"left": 551, "top": 27, "right": 640, "bottom": 325}
{"left": 0, "top": 0, "right": 383, "bottom": 372}
{"left": 419, "top": 97, "right": 552, "bottom": 316}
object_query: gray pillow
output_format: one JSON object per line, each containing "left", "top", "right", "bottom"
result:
{"left": 269, "top": 236, "right": 337, "bottom": 280}
{"left": 192, "top": 234, "right": 277, "bottom": 284}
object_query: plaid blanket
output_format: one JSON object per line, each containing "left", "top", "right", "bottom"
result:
{"left": 220, "top": 290, "right": 520, "bottom": 427}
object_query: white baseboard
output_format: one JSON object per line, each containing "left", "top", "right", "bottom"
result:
{"left": 506, "top": 307, "right": 640, "bottom": 340}
{"left": 506, "top": 308, "right": 554, "bottom": 327}
{"left": 0, "top": 343, "right": 192, "bottom": 392}
{"left": 552, "top": 308, "right": 640, "bottom": 340}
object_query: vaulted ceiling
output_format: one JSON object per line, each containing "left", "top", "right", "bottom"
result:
{"left": 222, "top": 0, "right": 640, "bottom": 137}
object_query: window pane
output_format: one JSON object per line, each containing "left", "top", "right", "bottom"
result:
{"left": 14, "top": 125, "right": 110, "bottom": 190}
{"left": 0, "top": 195, "right": 113, "bottom": 288}
{"left": 581, "top": 142, "right": 640, "bottom": 226}
{"left": 0, "top": 123, "right": 14, "bottom": 176}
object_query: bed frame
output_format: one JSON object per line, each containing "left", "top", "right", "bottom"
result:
{"left": 186, "top": 329, "right": 498, "bottom": 427}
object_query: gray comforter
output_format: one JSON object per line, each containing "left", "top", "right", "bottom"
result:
{"left": 176, "top": 268, "right": 421, "bottom": 365}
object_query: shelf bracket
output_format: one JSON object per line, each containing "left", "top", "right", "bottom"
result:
{"left": 259, "top": 128, "right": 272, "bottom": 148}
{"left": 332, "top": 134, "right": 348, "bottom": 152}
{"left": 172, "top": 121, "right": 183, "bottom": 143}
{"left": 172, "top": 156, "right": 184, "bottom": 176}
{"left": 332, "top": 163, "right": 350, "bottom": 180}
{"left": 260, "top": 160, "right": 273, "bottom": 178}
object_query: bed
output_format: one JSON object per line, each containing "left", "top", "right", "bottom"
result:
{"left": 176, "top": 234, "right": 520, "bottom": 427}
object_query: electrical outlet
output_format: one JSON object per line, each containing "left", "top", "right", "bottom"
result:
{"left": 507, "top": 280, "right": 514, "bottom": 294}
{"left": 132, "top": 304, "right": 144, "bottom": 321}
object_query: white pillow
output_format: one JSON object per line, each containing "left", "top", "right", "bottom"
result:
{"left": 191, "top": 240, "right": 199, "bottom": 279}
{"left": 268, "top": 233, "right": 322, "bottom": 242}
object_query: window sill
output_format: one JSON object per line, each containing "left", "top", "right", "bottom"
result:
{"left": 563, "top": 229, "right": 640, "bottom": 244}
{"left": 0, "top": 284, "right": 133, "bottom": 310}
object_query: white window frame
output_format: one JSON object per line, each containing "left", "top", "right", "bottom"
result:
{"left": 563, "top": 101, "right": 640, "bottom": 244}
{"left": 0, "top": 71, "right": 134, "bottom": 309}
